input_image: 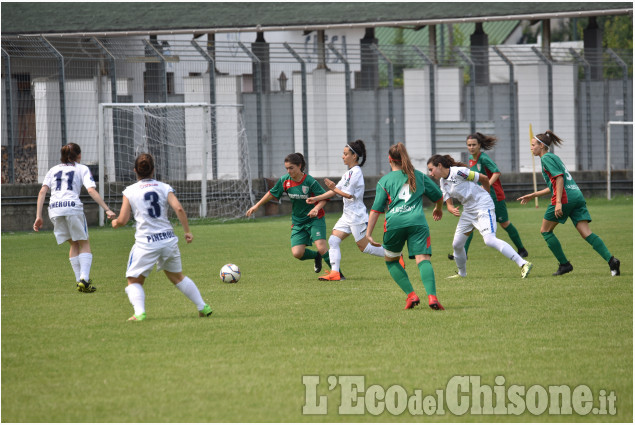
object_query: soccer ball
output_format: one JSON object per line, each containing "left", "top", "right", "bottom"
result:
{"left": 220, "top": 263, "right": 241, "bottom": 283}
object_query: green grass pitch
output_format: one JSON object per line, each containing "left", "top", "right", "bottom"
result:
{"left": 1, "top": 197, "right": 632, "bottom": 422}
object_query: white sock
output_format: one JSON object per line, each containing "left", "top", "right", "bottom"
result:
{"left": 125, "top": 283, "right": 145, "bottom": 316}
{"left": 175, "top": 276, "right": 206, "bottom": 311}
{"left": 328, "top": 235, "right": 342, "bottom": 272}
{"left": 69, "top": 256, "right": 81, "bottom": 282}
{"left": 78, "top": 253, "right": 93, "bottom": 281}
{"left": 452, "top": 233, "right": 469, "bottom": 276}
{"left": 363, "top": 243, "right": 384, "bottom": 257}
{"left": 483, "top": 234, "right": 526, "bottom": 267}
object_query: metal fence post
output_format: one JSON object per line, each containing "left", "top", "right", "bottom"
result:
{"left": 456, "top": 48, "right": 476, "bottom": 134}
{"left": 284, "top": 43, "right": 309, "bottom": 164}
{"left": 412, "top": 46, "right": 437, "bottom": 154}
{"left": 607, "top": 48, "right": 631, "bottom": 167}
{"left": 532, "top": 46, "right": 554, "bottom": 140}
{"left": 41, "top": 36, "right": 67, "bottom": 146}
{"left": 569, "top": 48, "right": 593, "bottom": 170}
{"left": 238, "top": 42, "right": 263, "bottom": 178}
{"left": 493, "top": 47, "right": 518, "bottom": 172}
{"left": 327, "top": 42, "right": 352, "bottom": 143}
{"left": 372, "top": 44, "right": 395, "bottom": 147}
{"left": 2, "top": 47, "right": 15, "bottom": 182}
{"left": 191, "top": 40, "right": 218, "bottom": 179}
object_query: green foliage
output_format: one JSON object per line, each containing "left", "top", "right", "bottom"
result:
{"left": 2, "top": 198, "right": 632, "bottom": 421}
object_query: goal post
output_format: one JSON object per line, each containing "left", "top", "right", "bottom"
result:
{"left": 606, "top": 121, "right": 633, "bottom": 200}
{"left": 98, "top": 102, "right": 254, "bottom": 225}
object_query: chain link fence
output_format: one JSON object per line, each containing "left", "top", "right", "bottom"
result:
{"left": 2, "top": 34, "right": 632, "bottom": 187}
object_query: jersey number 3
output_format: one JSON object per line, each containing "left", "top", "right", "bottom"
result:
{"left": 144, "top": 191, "right": 161, "bottom": 218}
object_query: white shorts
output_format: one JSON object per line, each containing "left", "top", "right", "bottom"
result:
{"left": 51, "top": 214, "right": 88, "bottom": 244}
{"left": 126, "top": 238, "right": 182, "bottom": 278}
{"left": 332, "top": 215, "right": 368, "bottom": 242}
{"left": 455, "top": 208, "right": 497, "bottom": 237}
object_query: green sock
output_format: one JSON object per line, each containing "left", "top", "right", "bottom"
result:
{"left": 300, "top": 249, "right": 317, "bottom": 260}
{"left": 386, "top": 260, "right": 414, "bottom": 295}
{"left": 464, "top": 232, "right": 474, "bottom": 255}
{"left": 322, "top": 251, "right": 331, "bottom": 268}
{"left": 504, "top": 223, "right": 525, "bottom": 251}
{"left": 584, "top": 233, "right": 612, "bottom": 262}
{"left": 542, "top": 231, "right": 568, "bottom": 264}
{"left": 417, "top": 260, "right": 436, "bottom": 296}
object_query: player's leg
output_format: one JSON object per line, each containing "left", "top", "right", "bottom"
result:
{"left": 409, "top": 226, "right": 444, "bottom": 310}
{"left": 319, "top": 228, "right": 348, "bottom": 281}
{"left": 497, "top": 200, "right": 527, "bottom": 257}
{"left": 383, "top": 228, "right": 417, "bottom": 309}
{"left": 124, "top": 244, "right": 155, "bottom": 321}
{"left": 67, "top": 240, "right": 82, "bottom": 284}
{"left": 575, "top": 220, "right": 620, "bottom": 276}
{"left": 52, "top": 216, "right": 81, "bottom": 287}
{"left": 125, "top": 276, "right": 147, "bottom": 321}
{"left": 449, "top": 212, "right": 475, "bottom": 277}
{"left": 541, "top": 205, "right": 573, "bottom": 275}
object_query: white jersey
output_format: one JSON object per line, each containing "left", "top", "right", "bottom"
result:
{"left": 335, "top": 165, "right": 368, "bottom": 224}
{"left": 122, "top": 179, "right": 177, "bottom": 245}
{"left": 42, "top": 162, "right": 96, "bottom": 218}
{"left": 439, "top": 166, "right": 494, "bottom": 212}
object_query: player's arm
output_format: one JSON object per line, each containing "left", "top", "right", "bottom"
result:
{"left": 476, "top": 172, "right": 491, "bottom": 193}
{"left": 553, "top": 175, "right": 564, "bottom": 217}
{"left": 432, "top": 196, "right": 443, "bottom": 221}
{"left": 517, "top": 188, "right": 551, "bottom": 204}
{"left": 308, "top": 199, "right": 327, "bottom": 217}
{"left": 86, "top": 187, "right": 116, "bottom": 220}
{"left": 324, "top": 178, "right": 353, "bottom": 199}
{"left": 167, "top": 191, "right": 193, "bottom": 242}
{"left": 307, "top": 189, "right": 336, "bottom": 204}
{"left": 33, "top": 185, "right": 49, "bottom": 231}
{"left": 246, "top": 191, "right": 275, "bottom": 216}
{"left": 111, "top": 196, "right": 131, "bottom": 228}
{"left": 445, "top": 198, "right": 460, "bottom": 217}
{"left": 365, "top": 209, "right": 382, "bottom": 247}
{"left": 489, "top": 172, "right": 500, "bottom": 186}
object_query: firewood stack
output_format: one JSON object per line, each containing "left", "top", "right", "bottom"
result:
{"left": 1, "top": 145, "right": 38, "bottom": 184}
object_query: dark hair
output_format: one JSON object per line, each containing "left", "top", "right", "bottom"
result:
{"left": 427, "top": 154, "right": 467, "bottom": 168}
{"left": 284, "top": 152, "right": 306, "bottom": 172}
{"left": 134, "top": 153, "right": 155, "bottom": 179}
{"left": 467, "top": 132, "right": 497, "bottom": 151}
{"left": 389, "top": 142, "right": 416, "bottom": 192}
{"left": 535, "top": 130, "right": 564, "bottom": 148}
{"left": 60, "top": 143, "right": 81, "bottom": 163}
{"left": 346, "top": 139, "right": 367, "bottom": 167}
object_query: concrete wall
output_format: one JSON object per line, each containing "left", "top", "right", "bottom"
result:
{"left": 4, "top": 170, "right": 631, "bottom": 232}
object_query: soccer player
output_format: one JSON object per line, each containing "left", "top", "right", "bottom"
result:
{"left": 517, "top": 130, "right": 621, "bottom": 276}
{"left": 246, "top": 152, "right": 330, "bottom": 274}
{"left": 366, "top": 142, "right": 445, "bottom": 310}
{"left": 448, "top": 133, "right": 528, "bottom": 260}
{"left": 427, "top": 154, "right": 533, "bottom": 279}
{"left": 111, "top": 153, "right": 212, "bottom": 321}
{"left": 33, "top": 143, "right": 116, "bottom": 293}
{"left": 306, "top": 140, "right": 386, "bottom": 281}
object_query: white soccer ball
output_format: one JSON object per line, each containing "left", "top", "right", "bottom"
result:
{"left": 220, "top": 263, "right": 241, "bottom": 283}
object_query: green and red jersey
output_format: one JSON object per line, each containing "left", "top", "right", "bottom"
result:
{"left": 468, "top": 151, "right": 505, "bottom": 201}
{"left": 269, "top": 173, "right": 327, "bottom": 225}
{"left": 371, "top": 169, "right": 442, "bottom": 232}
{"left": 540, "top": 152, "right": 584, "bottom": 206}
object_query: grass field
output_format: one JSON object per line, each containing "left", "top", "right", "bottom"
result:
{"left": 1, "top": 196, "right": 632, "bottom": 422}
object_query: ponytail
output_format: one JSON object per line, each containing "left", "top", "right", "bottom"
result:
{"left": 535, "top": 130, "right": 564, "bottom": 148}
{"left": 427, "top": 154, "right": 467, "bottom": 169}
{"left": 60, "top": 143, "right": 81, "bottom": 164}
{"left": 467, "top": 132, "right": 497, "bottom": 151}
{"left": 134, "top": 153, "right": 155, "bottom": 179}
{"left": 389, "top": 142, "right": 416, "bottom": 193}
{"left": 347, "top": 139, "right": 367, "bottom": 167}
{"left": 284, "top": 152, "right": 306, "bottom": 172}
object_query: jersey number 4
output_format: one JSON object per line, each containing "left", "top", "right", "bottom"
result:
{"left": 398, "top": 184, "right": 412, "bottom": 202}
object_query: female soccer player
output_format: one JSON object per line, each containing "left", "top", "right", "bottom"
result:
{"left": 517, "top": 130, "right": 621, "bottom": 276}
{"left": 246, "top": 152, "right": 330, "bottom": 274}
{"left": 111, "top": 153, "right": 212, "bottom": 321}
{"left": 366, "top": 143, "right": 445, "bottom": 310}
{"left": 306, "top": 140, "right": 385, "bottom": 281}
{"left": 34, "top": 143, "right": 116, "bottom": 293}
{"left": 427, "top": 154, "right": 533, "bottom": 279}
{"left": 449, "top": 133, "right": 528, "bottom": 260}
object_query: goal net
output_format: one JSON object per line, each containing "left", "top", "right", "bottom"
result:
{"left": 98, "top": 103, "right": 254, "bottom": 224}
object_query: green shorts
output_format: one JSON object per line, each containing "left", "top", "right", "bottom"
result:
{"left": 383, "top": 225, "right": 432, "bottom": 259}
{"left": 492, "top": 197, "right": 509, "bottom": 223}
{"left": 290, "top": 217, "right": 327, "bottom": 247}
{"left": 544, "top": 198, "right": 592, "bottom": 226}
